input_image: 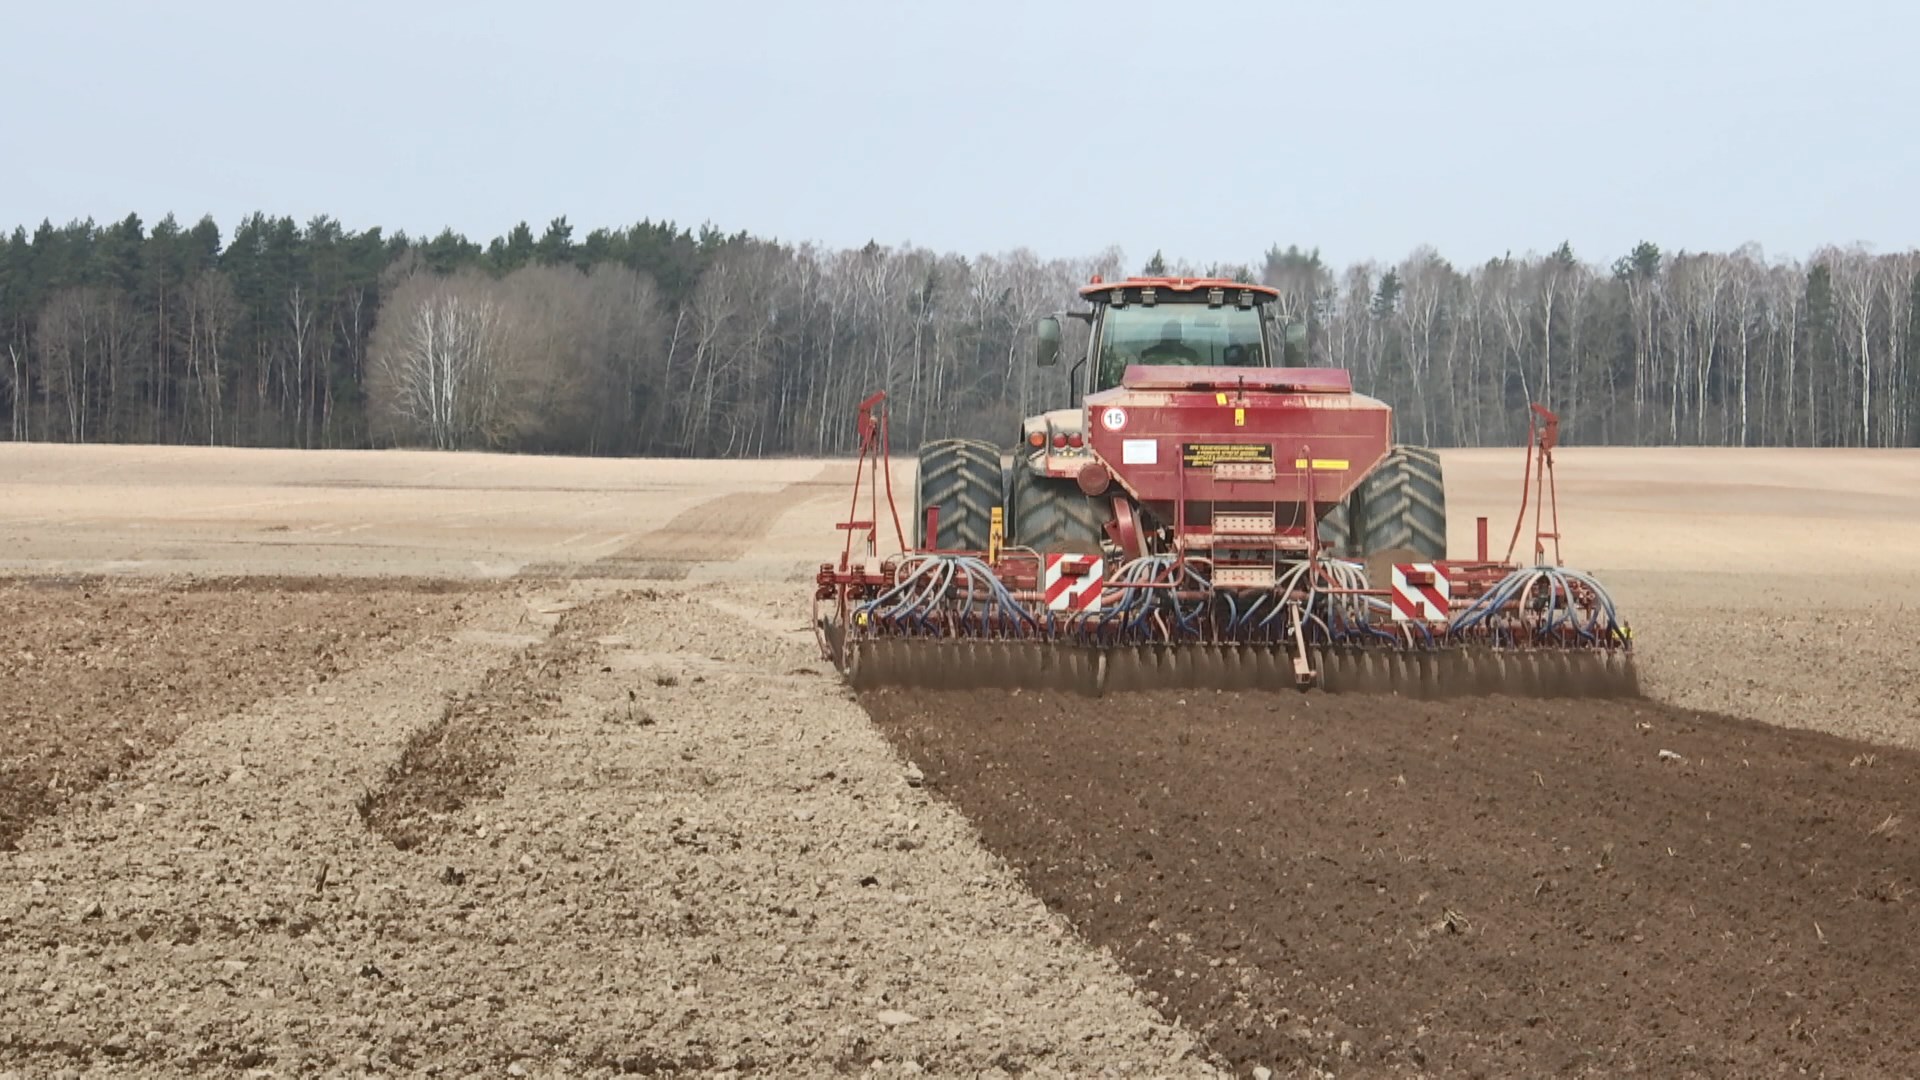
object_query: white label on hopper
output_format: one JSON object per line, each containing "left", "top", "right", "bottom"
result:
{"left": 1122, "top": 439, "right": 1158, "bottom": 465}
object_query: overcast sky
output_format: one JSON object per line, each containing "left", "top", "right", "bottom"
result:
{"left": 7, "top": 1, "right": 1917, "bottom": 269}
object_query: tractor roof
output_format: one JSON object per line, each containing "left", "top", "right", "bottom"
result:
{"left": 1078, "top": 276, "right": 1280, "bottom": 304}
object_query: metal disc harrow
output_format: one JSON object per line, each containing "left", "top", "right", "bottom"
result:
{"left": 844, "top": 639, "right": 1635, "bottom": 698}
{"left": 830, "top": 554, "right": 1636, "bottom": 699}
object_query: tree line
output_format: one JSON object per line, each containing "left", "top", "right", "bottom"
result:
{"left": 1, "top": 213, "right": 1915, "bottom": 455}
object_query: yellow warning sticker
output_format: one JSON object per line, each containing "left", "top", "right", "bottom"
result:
{"left": 1183, "top": 443, "right": 1274, "bottom": 468}
{"left": 1292, "top": 458, "right": 1350, "bottom": 471}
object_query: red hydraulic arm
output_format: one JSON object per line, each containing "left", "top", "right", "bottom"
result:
{"left": 1505, "top": 403, "right": 1563, "bottom": 567}
{"left": 837, "top": 391, "right": 906, "bottom": 571}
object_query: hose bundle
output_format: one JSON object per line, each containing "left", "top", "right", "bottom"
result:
{"left": 854, "top": 554, "right": 1040, "bottom": 637}
{"left": 1448, "top": 565, "right": 1628, "bottom": 647}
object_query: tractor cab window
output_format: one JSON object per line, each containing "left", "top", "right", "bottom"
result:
{"left": 1095, "top": 303, "right": 1265, "bottom": 389}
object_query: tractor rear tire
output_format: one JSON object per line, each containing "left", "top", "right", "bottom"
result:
{"left": 1352, "top": 445, "right": 1447, "bottom": 560}
{"left": 1010, "top": 465, "right": 1106, "bottom": 554}
{"left": 914, "top": 439, "right": 1002, "bottom": 551}
{"left": 1317, "top": 502, "right": 1355, "bottom": 557}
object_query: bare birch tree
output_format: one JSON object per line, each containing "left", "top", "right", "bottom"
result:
{"left": 368, "top": 271, "right": 511, "bottom": 449}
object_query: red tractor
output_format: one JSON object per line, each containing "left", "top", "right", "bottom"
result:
{"left": 818, "top": 276, "right": 1631, "bottom": 696}
{"left": 914, "top": 276, "right": 1443, "bottom": 573}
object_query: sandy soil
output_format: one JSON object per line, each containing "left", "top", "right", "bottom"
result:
{"left": 0, "top": 444, "right": 843, "bottom": 583}
{"left": 0, "top": 441, "right": 1916, "bottom": 1077}
{"left": 0, "top": 446, "right": 1207, "bottom": 1078}
{"left": 1442, "top": 446, "right": 1920, "bottom": 747}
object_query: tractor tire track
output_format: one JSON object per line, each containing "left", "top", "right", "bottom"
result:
{"left": 358, "top": 592, "right": 640, "bottom": 850}
{"left": 524, "top": 464, "right": 853, "bottom": 581}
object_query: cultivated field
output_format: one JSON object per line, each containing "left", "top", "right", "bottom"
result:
{"left": 1, "top": 442, "right": 1917, "bottom": 1077}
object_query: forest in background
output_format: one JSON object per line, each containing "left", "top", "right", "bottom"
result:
{"left": 2, "top": 212, "right": 1917, "bottom": 456}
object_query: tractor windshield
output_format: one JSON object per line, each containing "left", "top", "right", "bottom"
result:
{"left": 1095, "top": 302, "right": 1266, "bottom": 388}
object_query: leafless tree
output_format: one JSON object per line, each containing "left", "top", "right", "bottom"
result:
{"left": 4, "top": 342, "right": 25, "bottom": 442}
{"left": 182, "top": 271, "right": 239, "bottom": 444}
{"left": 1825, "top": 246, "right": 1881, "bottom": 445}
{"left": 368, "top": 271, "right": 511, "bottom": 449}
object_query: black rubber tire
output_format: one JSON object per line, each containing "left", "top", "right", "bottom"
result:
{"left": 1316, "top": 501, "right": 1354, "bottom": 557}
{"left": 1009, "top": 465, "right": 1105, "bottom": 554}
{"left": 1352, "top": 445, "right": 1447, "bottom": 560}
{"left": 913, "top": 439, "right": 1002, "bottom": 551}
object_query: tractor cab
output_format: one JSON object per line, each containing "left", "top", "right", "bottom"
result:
{"left": 1037, "top": 277, "right": 1289, "bottom": 394}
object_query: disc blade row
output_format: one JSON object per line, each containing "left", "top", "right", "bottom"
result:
{"left": 842, "top": 640, "right": 1637, "bottom": 699}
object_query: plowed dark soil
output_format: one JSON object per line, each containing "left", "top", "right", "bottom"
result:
{"left": 862, "top": 688, "right": 1920, "bottom": 1077}
{"left": 0, "top": 577, "right": 471, "bottom": 851}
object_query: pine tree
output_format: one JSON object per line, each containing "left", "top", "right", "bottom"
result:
{"left": 1804, "top": 262, "right": 1835, "bottom": 445}
{"left": 1370, "top": 269, "right": 1403, "bottom": 318}
{"left": 491, "top": 221, "right": 537, "bottom": 272}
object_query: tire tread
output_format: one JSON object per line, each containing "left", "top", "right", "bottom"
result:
{"left": 1354, "top": 445, "right": 1447, "bottom": 559}
{"left": 914, "top": 439, "right": 1002, "bottom": 550}
{"left": 1011, "top": 466, "right": 1104, "bottom": 553}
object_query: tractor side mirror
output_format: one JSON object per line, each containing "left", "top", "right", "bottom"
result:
{"left": 1282, "top": 319, "right": 1308, "bottom": 366}
{"left": 1034, "top": 316, "right": 1061, "bottom": 367}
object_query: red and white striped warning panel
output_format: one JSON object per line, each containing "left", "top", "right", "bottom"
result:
{"left": 1390, "top": 563, "right": 1450, "bottom": 622}
{"left": 1044, "top": 553, "right": 1105, "bottom": 612}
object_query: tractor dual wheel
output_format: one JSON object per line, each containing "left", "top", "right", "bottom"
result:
{"left": 1351, "top": 445, "right": 1447, "bottom": 561}
{"left": 1010, "top": 465, "right": 1105, "bottom": 554}
{"left": 913, "top": 439, "right": 1002, "bottom": 551}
